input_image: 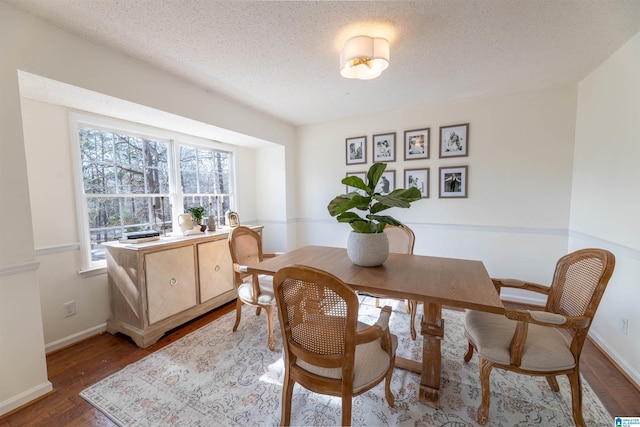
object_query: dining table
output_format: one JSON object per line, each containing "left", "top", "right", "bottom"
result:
{"left": 246, "top": 245, "right": 504, "bottom": 407}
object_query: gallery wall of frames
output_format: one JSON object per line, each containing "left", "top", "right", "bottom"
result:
{"left": 345, "top": 123, "right": 469, "bottom": 199}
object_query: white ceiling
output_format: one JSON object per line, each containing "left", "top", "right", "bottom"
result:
{"left": 6, "top": 0, "right": 640, "bottom": 127}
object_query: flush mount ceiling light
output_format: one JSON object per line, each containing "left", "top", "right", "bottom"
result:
{"left": 340, "top": 35, "right": 390, "bottom": 80}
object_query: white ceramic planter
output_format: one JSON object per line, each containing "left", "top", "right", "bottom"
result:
{"left": 346, "top": 231, "right": 389, "bottom": 267}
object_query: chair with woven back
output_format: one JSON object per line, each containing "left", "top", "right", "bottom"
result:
{"left": 228, "top": 226, "right": 279, "bottom": 351}
{"left": 374, "top": 224, "right": 420, "bottom": 339}
{"left": 273, "top": 264, "right": 397, "bottom": 427}
{"left": 463, "top": 248, "right": 615, "bottom": 427}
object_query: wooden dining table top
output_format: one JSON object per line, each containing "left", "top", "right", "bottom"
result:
{"left": 247, "top": 245, "right": 504, "bottom": 314}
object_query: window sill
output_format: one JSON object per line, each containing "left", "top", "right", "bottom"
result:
{"left": 79, "top": 265, "right": 107, "bottom": 278}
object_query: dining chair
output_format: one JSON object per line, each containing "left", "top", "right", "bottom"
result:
{"left": 374, "top": 224, "right": 419, "bottom": 339}
{"left": 228, "top": 226, "right": 278, "bottom": 351}
{"left": 273, "top": 264, "right": 397, "bottom": 427}
{"left": 463, "top": 248, "right": 615, "bottom": 427}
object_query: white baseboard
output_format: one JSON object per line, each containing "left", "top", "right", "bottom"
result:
{"left": 588, "top": 329, "right": 640, "bottom": 388}
{"left": 0, "top": 381, "right": 52, "bottom": 416}
{"left": 45, "top": 323, "right": 107, "bottom": 354}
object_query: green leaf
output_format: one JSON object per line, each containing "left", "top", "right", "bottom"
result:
{"left": 369, "top": 215, "right": 402, "bottom": 227}
{"left": 351, "top": 220, "right": 377, "bottom": 233}
{"left": 327, "top": 193, "right": 372, "bottom": 217}
{"left": 336, "top": 212, "right": 362, "bottom": 223}
{"left": 366, "top": 163, "right": 386, "bottom": 191}
{"left": 341, "top": 176, "right": 370, "bottom": 194}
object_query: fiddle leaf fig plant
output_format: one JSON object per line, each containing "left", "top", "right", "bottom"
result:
{"left": 327, "top": 163, "right": 421, "bottom": 233}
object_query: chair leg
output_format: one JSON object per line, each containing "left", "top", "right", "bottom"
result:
{"left": 265, "top": 305, "right": 275, "bottom": 351}
{"left": 375, "top": 298, "right": 380, "bottom": 308}
{"left": 546, "top": 375, "right": 560, "bottom": 392}
{"left": 384, "top": 359, "right": 395, "bottom": 407}
{"left": 409, "top": 300, "right": 417, "bottom": 340}
{"left": 256, "top": 306, "right": 262, "bottom": 316}
{"left": 464, "top": 341, "right": 474, "bottom": 362}
{"left": 477, "top": 357, "right": 492, "bottom": 425}
{"left": 404, "top": 299, "right": 410, "bottom": 313}
{"left": 568, "top": 370, "right": 585, "bottom": 427}
{"left": 232, "top": 299, "right": 243, "bottom": 332}
{"left": 341, "top": 395, "right": 352, "bottom": 427}
{"left": 280, "top": 372, "right": 293, "bottom": 426}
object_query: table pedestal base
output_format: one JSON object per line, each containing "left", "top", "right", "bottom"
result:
{"left": 394, "top": 302, "right": 444, "bottom": 408}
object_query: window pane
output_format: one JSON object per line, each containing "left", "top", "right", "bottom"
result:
{"left": 80, "top": 128, "right": 169, "bottom": 195}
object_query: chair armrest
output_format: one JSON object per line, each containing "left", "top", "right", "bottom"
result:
{"left": 355, "top": 306, "right": 392, "bottom": 345}
{"left": 505, "top": 309, "right": 591, "bottom": 329}
{"left": 492, "top": 278, "right": 551, "bottom": 295}
{"left": 505, "top": 308, "right": 591, "bottom": 366}
{"left": 234, "top": 263, "right": 248, "bottom": 273}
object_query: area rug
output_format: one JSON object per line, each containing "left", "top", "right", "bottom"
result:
{"left": 81, "top": 297, "right": 611, "bottom": 426}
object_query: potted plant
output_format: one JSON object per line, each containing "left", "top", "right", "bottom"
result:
{"left": 188, "top": 206, "right": 207, "bottom": 232}
{"left": 327, "top": 163, "right": 421, "bottom": 266}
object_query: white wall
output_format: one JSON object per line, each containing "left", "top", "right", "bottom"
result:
{"left": 0, "top": 3, "right": 294, "bottom": 415}
{"left": 570, "top": 31, "right": 640, "bottom": 385}
{"left": 295, "top": 86, "right": 578, "bottom": 302}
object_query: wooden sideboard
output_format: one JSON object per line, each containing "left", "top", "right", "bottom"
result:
{"left": 105, "top": 227, "right": 261, "bottom": 347}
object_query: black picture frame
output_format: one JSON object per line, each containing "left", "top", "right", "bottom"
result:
{"left": 372, "top": 132, "right": 396, "bottom": 162}
{"left": 404, "top": 168, "right": 429, "bottom": 198}
{"left": 439, "top": 123, "right": 469, "bottom": 158}
{"left": 404, "top": 128, "right": 430, "bottom": 160}
{"left": 346, "top": 136, "right": 366, "bottom": 165}
{"left": 439, "top": 166, "right": 468, "bottom": 198}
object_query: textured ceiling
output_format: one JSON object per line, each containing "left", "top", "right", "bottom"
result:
{"left": 5, "top": 0, "right": 640, "bottom": 126}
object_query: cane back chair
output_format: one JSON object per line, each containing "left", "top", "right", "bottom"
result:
{"left": 228, "top": 226, "right": 279, "bottom": 351}
{"left": 374, "top": 224, "right": 420, "bottom": 339}
{"left": 463, "top": 248, "right": 615, "bottom": 426}
{"left": 273, "top": 265, "right": 397, "bottom": 426}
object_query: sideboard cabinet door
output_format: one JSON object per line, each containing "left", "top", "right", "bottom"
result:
{"left": 145, "top": 246, "right": 197, "bottom": 324}
{"left": 198, "top": 239, "right": 234, "bottom": 303}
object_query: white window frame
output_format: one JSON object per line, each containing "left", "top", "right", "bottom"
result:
{"left": 69, "top": 112, "right": 236, "bottom": 272}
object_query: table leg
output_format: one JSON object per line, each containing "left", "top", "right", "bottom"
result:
{"left": 419, "top": 302, "right": 444, "bottom": 407}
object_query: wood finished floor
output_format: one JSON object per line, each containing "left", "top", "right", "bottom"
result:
{"left": 1, "top": 300, "right": 638, "bottom": 426}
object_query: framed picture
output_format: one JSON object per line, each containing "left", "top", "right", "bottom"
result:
{"left": 439, "top": 123, "right": 469, "bottom": 158}
{"left": 404, "top": 128, "right": 430, "bottom": 160}
{"left": 404, "top": 168, "right": 429, "bottom": 198}
{"left": 375, "top": 170, "right": 395, "bottom": 195}
{"left": 372, "top": 132, "right": 396, "bottom": 162}
{"left": 439, "top": 166, "right": 468, "bottom": 198}
{"left": 226, "top": 211, "right": 240, "bottom": 227}
{"left": 346, "top": 136, "right": 366, "bottom": 165}
{"left": 345, "top": 172, "right": 367, "bottom": 194}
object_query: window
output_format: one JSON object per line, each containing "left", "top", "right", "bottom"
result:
{"left": 71, "top": 115, "right": 235, "bottom": 270}
{"left": 179, "top": 145, "right": 233, "bottom": 220}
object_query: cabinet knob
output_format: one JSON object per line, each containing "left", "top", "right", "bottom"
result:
{"left": 169, "top": 278, "right": 178, "bottom": 286}
{"left": 214, "top": 265, "right": 221, "bottom": 272}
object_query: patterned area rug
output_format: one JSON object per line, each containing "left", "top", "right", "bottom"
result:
{"left": 81, "top": 297, "right": 611, "bottom": 426}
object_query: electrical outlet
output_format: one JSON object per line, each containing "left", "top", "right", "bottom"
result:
{"left": 621, "top": 317, "right": 628, "bottom": 336}
{"left": 63, "top": 301, "right": 76, "bottom": 318}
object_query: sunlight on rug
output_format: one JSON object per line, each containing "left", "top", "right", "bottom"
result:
{"left": 81, "top": 297, "right": 611, "bottom": 426}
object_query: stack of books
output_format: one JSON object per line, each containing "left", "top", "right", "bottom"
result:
{"left": 120, "top": 230, "right": 161, "bottom": 244}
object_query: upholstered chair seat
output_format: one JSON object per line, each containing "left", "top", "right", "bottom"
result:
{"left": 236, "top": 275, "right": 275, "bottom": 305}
{"left": 296, "top": 320, "right": 399, "bottom": 393}
{"left": 465, "top": 310, "right": 575, "bottom": 371}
